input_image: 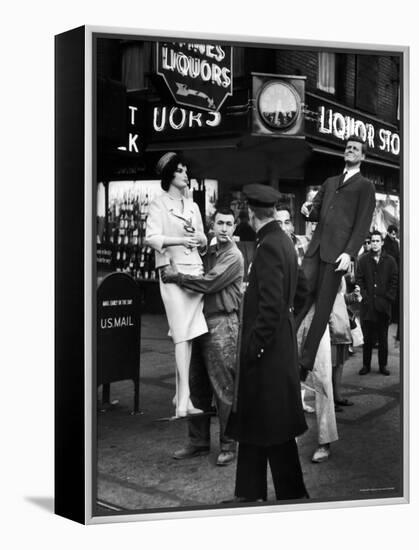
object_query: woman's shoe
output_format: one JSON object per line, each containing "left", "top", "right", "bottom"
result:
{"left": 187, "top": 407, "right": 203, "bottom": 415}
{"left": 312, "top": 445, "right": 331, "bottom": 463}
{"left": 175, "top": 407, "right": 203, "bottom": 418}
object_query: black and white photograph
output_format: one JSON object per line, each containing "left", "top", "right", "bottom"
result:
{"left": 86, "top": 29, "right": 406, "bottom": 518}
{"left": 5, "top": 1, "right": 418, "bottom": 548}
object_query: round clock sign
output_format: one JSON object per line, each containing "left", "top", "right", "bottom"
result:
{"left": 257, "top": 81, "right": 300, "bottom": 130}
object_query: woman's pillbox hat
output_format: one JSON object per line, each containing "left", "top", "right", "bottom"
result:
{"left": 155, "top": 152, "right": 177, "bottom": 176}
{"left": 243, "top": 183, "right": 281, "bottom": 207}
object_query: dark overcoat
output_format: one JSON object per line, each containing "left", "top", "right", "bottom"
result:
{"left": 227, "top": 221, "right": 307, "bottom": 446}
{"left": 383, "top": 235, "right": 400, "bottom": 265}
{"left": 356, "top": 250, "right": 398, "bottom": 321}
{"left": 306, "top": 173, "right": 376, "bottom": 263}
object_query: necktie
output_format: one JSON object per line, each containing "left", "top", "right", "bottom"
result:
{"left": 338, "top": 171, "right": 347, "bottom": 187}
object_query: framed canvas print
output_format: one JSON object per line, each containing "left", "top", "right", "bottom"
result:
{"left": 55, "top": 25, "right": 409, "bottom": 524}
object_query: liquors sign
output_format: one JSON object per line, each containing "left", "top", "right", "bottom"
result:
{"left": 156, "top": 42, "right": 233, "bottom": 112}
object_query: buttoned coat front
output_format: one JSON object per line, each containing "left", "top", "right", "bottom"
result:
{"left": 227, "top": 221, "right": 307, "bottom": 446}
{"left": 145, "top": 192, "right": 206, "bottom": 269}
{"left": 356, "top": 250, "right": 398, "bottom": 321}
{"left": 306, "top": 172, "right": 376, "bottom": 263}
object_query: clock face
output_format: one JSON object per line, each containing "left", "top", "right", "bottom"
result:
{"left": 257, "top": 81, "right": 300, "bottom": 130}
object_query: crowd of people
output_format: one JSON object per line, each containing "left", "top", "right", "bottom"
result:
{"left": 144, "top": 135, "right": 400, "bottom": 503}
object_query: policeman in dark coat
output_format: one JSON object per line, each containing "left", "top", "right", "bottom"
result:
{"left": 226, "top": 184, "right": 308, "bottom": 502}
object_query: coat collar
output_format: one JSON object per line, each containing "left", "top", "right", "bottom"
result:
{"left": 209, "top": 240, "right": 236, "bottom": 257}
{"left": 160, "top": 191, "right": 195, "bottom": 216}
{"left": 256, "top": 220, "right": 280, "bottom": 244}
{"left": 336, "top": 170, "right": 363, "bottom": 190}
{"left": 367, "top": 249, "right": 388, "bottom": 264}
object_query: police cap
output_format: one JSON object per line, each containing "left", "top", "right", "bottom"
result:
{"left": 243, "top": 183, "right": 281, "bottom": 207}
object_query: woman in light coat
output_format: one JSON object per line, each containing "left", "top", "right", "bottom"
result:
{"left": 145, "top": 152, "right": 208, "bottom": 417}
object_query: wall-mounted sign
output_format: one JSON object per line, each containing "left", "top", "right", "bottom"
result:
{"left": 97, "top": 96, "right": 147, "bottom": 181}
{"left": 306, "top": 92, "right": 400, "bottom": 163}
{"left": 156, "top": 42, "right": 233, "bottom": 112}
{"left": 124, "top": 90, "right": 248, "bottom": 145}
{"left": 252, "top": 74, "right": 306, "bottom": 136}
{"left": 257, "top": 81, "right": 301, "bottom": 130}
{"left": 143, "top": 97, "right": 248, "bottom": 142}
{"left": 153, "top": 105, "right": 222, "bottom": 133}
{"left": 117, "top": 104, "right": 142, "bottom": 154}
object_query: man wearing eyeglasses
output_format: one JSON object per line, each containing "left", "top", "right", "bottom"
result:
{"left": 360, "top": 235, "right": 372, "bottom": 256}
{"left": 356, "top": 230, "right": 398, "bottom": 375}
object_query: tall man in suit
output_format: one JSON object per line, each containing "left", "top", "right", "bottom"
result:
{"left": 226, "top": 184, "right": 308, "bottom": 503}
{"left": 298, "top": 135, "right": 376, "bottom": 379}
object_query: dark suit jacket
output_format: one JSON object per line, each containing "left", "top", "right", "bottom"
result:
{"left": 356, "top": 250, "right": 398, "bottom": 321}
{"left": 383, "top": 235, "right": 400, "bottom": 265}
{"left": 306, "top": 172, "right": 376, "bottom": 263}
{"left": 227, "top": 221, "right": 307, "bottom": 446}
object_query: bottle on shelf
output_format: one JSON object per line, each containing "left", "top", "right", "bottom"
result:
{"left": 101, "top": 184, "right": 159, "bottom": 281}
{"left": 128, "top": 251, "right": 136, "bottom": 275}
{"left": 121, "top": 249, "right": 128, "bottom": 271}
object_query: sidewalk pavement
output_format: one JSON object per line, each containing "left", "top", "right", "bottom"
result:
{"left": 96, "top": 315, "right": 402, "bottom": 514}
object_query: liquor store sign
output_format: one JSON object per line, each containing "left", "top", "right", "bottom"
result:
{"left": 306, "top": 93, "right": 400, "bottom": 163}
{"left": 156, "top": 42, "right": 233, "bottom": 112}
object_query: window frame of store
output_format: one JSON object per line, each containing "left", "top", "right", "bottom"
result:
{"left": 316, "top": 51, "right": 347, "bottom": 102}
{"left": 317, "top": 51, "right": 336, "bottom": 95}
{"left": 121, "top": 40, "right": 154, "bottom": 92}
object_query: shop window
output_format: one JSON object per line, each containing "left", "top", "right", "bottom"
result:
{"left": 372, "top": 193, "right": 400, "bottom": 234}
{"left": 317, "top": 52, "right": 336, "bottom": 94}
{"left": 121, "top": 41, "right": 153, "bottom": 91}
{"left": 99, "top": 179, "right": 218, "bottom": 279}
{"left": 355, "top": 55, "right": 378, "bottom": 114}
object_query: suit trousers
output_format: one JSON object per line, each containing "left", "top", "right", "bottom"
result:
{"left": 361, "top": 313, "right": 390, "bottom": 369}
{"left": 297, "top": 306, "right": 338, "bottom": 446}
{"left": 298, "top": 250, "right": 343, "bottom": 371}
{"left": 234, "top": 440, "right": 308, "bottom": 501}
{"left": 187, "top": 312, "right": 238, "bottom": 452}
